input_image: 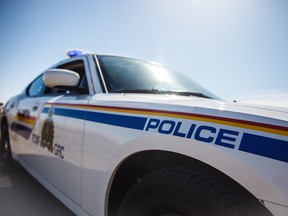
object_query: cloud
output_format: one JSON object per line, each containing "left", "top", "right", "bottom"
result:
{"left": 236, "top": 89, "right": 288, "bottom": 108}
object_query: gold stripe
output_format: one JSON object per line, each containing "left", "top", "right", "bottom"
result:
{"left": 16, "top": 115, "right": 35, "bottom": 125}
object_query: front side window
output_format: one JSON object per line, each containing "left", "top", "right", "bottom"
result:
{"left": 56, "top": 60, "right": 89, "bottom": 94}
{"left": 27, "top": 75, "right": 46, "bottom": 97}
{"left": 27, "top": 60, "right": 89, "bottom": 97}
{"left": 97, "top": 56, "right": 219, "bottom": 99}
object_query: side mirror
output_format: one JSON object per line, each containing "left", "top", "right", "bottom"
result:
{"left": 43, "top": 69, "right": 80, "bottom": 88}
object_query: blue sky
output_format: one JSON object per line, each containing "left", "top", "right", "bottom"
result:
{"left": 1, "top": 0, "right": 287, "bottom": 106}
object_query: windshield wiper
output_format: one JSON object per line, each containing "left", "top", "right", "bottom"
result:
{"left": 114, "top": 89, "right": 212, "bottom": 99}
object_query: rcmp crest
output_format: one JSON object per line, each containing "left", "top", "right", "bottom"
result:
{"left": 41, "top": 107, "right": 54, "bottom": 152}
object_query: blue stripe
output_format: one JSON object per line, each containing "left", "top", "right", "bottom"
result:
{"left": 54, "top": 108, "right": 86, "bottom": 120}
{"left": 43, "top": 107, "right": 86, "bottom": 120}
{"left": 11, "top": 122, "right": 32, "bottom": 139}
{"left": 86, "top": 111, "right": 147, "bottom": 130}
{"left": 43, "top": 107, "right": 147, "bottom": 130}
{"left": 42, "top": 107, "right": 49, "bottom": 113}
{"left": 240, "top": 133, "right": 288, "bottom": 163}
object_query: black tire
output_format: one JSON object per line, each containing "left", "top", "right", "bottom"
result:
{"left": 117, "top": 166, "right": 272, "bottom": 216}
{"left": 0, "top": 121, "right": 14, "bottom": 170}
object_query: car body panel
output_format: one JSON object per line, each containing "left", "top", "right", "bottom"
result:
{"left": 1, "top": 52, "right": 287, "bottom": 216}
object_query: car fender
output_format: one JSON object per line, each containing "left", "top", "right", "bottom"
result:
{"left": 107, "top": 134, "right": 288, "bottom": 207}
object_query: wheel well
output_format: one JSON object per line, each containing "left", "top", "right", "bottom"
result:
{"left": 107, "top": 150, "right": 256, "bottom": 216}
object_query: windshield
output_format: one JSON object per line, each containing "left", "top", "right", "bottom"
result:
{"left": 97, "top": 55, "right": 220, "bottom": 99}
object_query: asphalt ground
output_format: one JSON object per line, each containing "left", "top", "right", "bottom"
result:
{"left": 0, "top": 162, "right": 75, "bottom": 216}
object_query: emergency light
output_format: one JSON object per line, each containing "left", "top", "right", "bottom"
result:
{"left": 67, "top": 49, "right": 83, "bottom": 58}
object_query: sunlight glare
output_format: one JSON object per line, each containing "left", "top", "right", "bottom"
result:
{"left": 152, "top": 66, "right": 172, "bottom": 83}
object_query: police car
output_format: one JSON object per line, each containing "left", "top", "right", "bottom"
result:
{"left": 0, "top": 50, "right": 287, "bottom": 216}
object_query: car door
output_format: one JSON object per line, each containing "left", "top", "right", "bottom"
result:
{"left": 22, "top": 56, "right": 92, "bottom": 208}
{"left": 11, "top": 74, "right": 53, "bottom": 160}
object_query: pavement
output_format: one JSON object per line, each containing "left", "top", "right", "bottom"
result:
{"left": 0, "top": 163, "right": 75, "bottom": 216}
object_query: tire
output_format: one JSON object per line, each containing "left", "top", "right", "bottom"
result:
{"left": 0, "top": 121, "right": 14, "bottom": 170}
{"left": 117, "top": 166, "right": 272, "bottom": 216}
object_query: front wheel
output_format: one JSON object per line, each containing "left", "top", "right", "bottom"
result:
{"left": 0, "top": 121, "right": 14, "bottom": 170}
{"left": 117, "top": 166, "right": 272, "bottom": 216}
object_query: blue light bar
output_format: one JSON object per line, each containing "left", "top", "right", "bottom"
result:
{"left": 67, "top": 50, "right": 83, "bottom": 58}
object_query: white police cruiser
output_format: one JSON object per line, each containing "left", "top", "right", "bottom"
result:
{"left": 1, "top": 50, "right": 287, "bottom": 216}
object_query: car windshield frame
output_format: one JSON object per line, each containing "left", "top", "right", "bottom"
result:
{"left": 96, "top": 55, "right": 220, "bottom": 100}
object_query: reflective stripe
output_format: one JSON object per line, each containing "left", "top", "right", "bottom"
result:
{"left": 11, "top": 103, "right": 288, "bottom": 163}
{"left": 240, "top": 133, "right": 288, "bottom": 163}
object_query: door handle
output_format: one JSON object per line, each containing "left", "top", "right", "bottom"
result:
{"left": 18, "top": 109, "right": 30, "bottom": 117}
{"left": 32, "top": 105, "right": 39, "bottom": 111}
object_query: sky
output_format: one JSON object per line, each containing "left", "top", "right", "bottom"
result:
{"left": 0, "top": 0, "right": 287, "bottom": 107}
